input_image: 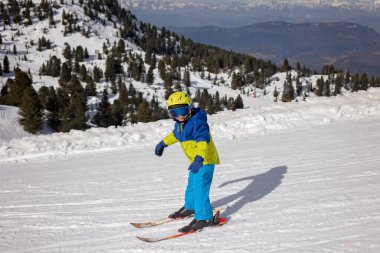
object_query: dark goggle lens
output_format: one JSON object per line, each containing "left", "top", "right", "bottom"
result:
{"left": 169, "top": 106, "right": 190, "bottom": 118}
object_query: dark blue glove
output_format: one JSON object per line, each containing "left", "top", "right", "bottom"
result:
{"left": 155, "top": 141, "right": 167, "bottom": 157}
{"left": 188, "top": 155, "right": 204, "bottom": 173}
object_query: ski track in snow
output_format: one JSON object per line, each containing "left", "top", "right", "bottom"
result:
{"left": 0, "top": 91, "right": 380, "bottom": 252}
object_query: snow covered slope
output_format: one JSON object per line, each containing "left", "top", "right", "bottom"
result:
{"left": 0, "top": 89, "right": 380, "bottom": 252}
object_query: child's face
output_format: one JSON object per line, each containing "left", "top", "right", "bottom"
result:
{"left": 176, "top": 115, "right": 186, "bottom": 122}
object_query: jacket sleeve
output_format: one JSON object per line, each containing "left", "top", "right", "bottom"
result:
{"left": 193, "top": 120, "right": 211, "bottom": 160}
{"left": 163, "top": 131, "right": 179, "bottom": 146}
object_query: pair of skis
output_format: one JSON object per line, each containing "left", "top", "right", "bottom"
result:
{"left": 131, "top": 205, "right": 229, "bottom": 242}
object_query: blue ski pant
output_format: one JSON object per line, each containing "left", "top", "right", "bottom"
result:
{"left": 184, "top": 164, "right": 215, "bottom": 220}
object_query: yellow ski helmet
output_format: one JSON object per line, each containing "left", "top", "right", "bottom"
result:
{"left": 166, "top": 92, "right": 192, "bottom": 109}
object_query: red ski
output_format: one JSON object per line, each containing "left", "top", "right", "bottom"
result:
{"left": 137, "top": 217, "right": 227, "bottom": 242}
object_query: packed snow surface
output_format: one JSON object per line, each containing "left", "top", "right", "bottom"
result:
{"left": 1, "top": 89, "right": 380, "bottom": 252}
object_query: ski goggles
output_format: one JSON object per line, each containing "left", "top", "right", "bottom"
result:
{"left": 168, "top": 105, "right": 191, "bottom": 119}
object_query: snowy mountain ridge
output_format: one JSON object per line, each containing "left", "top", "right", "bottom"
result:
{"left": 1, "top": 0, "right": 379, "bottom": 142}
{"left": 3, "top": 0, "right": 377, "bottom": 137}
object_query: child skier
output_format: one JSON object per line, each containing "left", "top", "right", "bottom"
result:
{"left": 155, "top": 91, "right": 220, "bottom": 232}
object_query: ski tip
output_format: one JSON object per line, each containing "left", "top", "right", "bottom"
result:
{"left": 219, "top": 217, "right": 227, "bottom": 224}
{"left": 130, "top": 222, "right": 147, "bottom": 228}
{"left": 136, "top": 236, "right": 162, "bottom": 242}
{"left": 136, "top": 236, "right": 149, "bottom": 242}
{"left": 130, "top": 223, "right": 139, "bottom": 228}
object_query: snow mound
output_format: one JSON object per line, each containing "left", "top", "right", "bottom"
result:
{"left": 1, "top": 89, "right": 380, "bottom": 166}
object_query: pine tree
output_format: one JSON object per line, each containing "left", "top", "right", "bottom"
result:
{"left": 118, "top": 80, "right": 129, "bottom": 109}
{"left": 67, "top": 90, "right": 87, "bottom": 130}
{"left": 214, "top": 91, "right": 222, "bottom": 112}
{"left": 49, "top": 9, "right": 56, "bottom": 27}
{"left": 344, "top": 71, "right": 351, "bottom": 90}
{"left": 234, "top": 95, "right": 244, "bottom": 109}
{"left": 19, "top": 87, "right": 43, "bottom": 134}
{"left": 144, "top": 51, "right": 152, "bottom": 65}
{"left": 111, "top": 99, "right": 124, "bottom": 126}
{"left": 79, "top": 64, "right": 87, "bottom": 81}
{"left": 227, "top": 97, "right": 235, "bottom": 111}
{"left": 334, "top": 73, "right": 343, "bottom": 95}
{"left": 2, "top": 8, "right": 10, "bottom": 25}
{"left": 45, "top": 87, "right": 59, "bottom": 130}
{"left": 10, "top": 0, "right": 21, "bottom": 24}
{"left": 184, "top": 69, "right": 191, "bottom": 87}
{"left": 136, "top": 100, "right": 151, "bottom": 123}
{"left": 73, "top": 61, "right": 80, "bottom": 73}
{"left": 111, "top": 80, "right": 117, "bottom": 94}
{"left": 44, "top": 56, "right": 61, "bottom": 77}
{"left": 75, "top": 46, "right": 84, "bottom": 62}
{"left": 296, "top": 76, "right": 302, "bottom": 96}
{"left": 151, "top": 53, "right": 157, "bottom": 69}
{"left": 359, "top": 73, "right": 369, "bottom": 91}
{"left": 375, "top": 77, "right": 380, "bottom": 87}
{"left": 158, "top": 59, "right": 166, "bottom": 80}
{"left": 146, "top": 66, "right": 154, "bottom": 85}
{"left": 0, "top": 79, "right": 11, "bottom": 104}
{"left": 37, "top": 38, "right": 43, "bottom": 52}
{"left": 62, "top": 42, "right": 72, "bottom": 59}
{"left": 282, "top": 58, "right": 291, "bottom": 72}
{"left": 84, "top": 77, "right": 97, "bottom": 96}
{"left": 38, "top": 86, "right": 50, "bottom": 109}
{"left": 296, "top": 62, "right": 301, "bottom": 73}
{"left": 117, "top": 39, "right": 125, "bottom": 55}
{"left": 369, "top": 77, "right": 376, "bottom": 88}
{"left": 164, "top": 70, "right": 173, "bottom": 89}
{"left": 205, "top": 93, "right": 215, "bottom": 115}
{"left": 58, "top": 76, "right": 87, "bottom": 132}
{"left": 351, "top": 73, "right": 360, "bottom": 92}
{"left": 315, "top": 77, "right": 324, "bottom": 96}
{"left": 281, "top": 74, "right": 294, "bottom": 102}
{"left": 325, "top": 79, "right": 331, "bottom": 97}
{"left": 59, "top": 62, "right": 71, "bottom": 86}
{"left": 6, "top": 70, "right": 33, "bottom": 106}
{"left": 231, "top": 72, "right": 239, "bottom": 90}
{"left": 93, "top": 65, "right": 103, "bottom": 82}
{"left": 3, "top": 56, "right": 10, "bottom": 73}
{"left": 84, "top": 48, "right": 89, "bottom": 59}
{"left": 93, "top": 89, "right": 112, "bottom": 127}
{"left": 56, "top": 87, "right": 70, "bottom": 131}
{"left": 105, "top": 55, "right": 116, "bottom": 81}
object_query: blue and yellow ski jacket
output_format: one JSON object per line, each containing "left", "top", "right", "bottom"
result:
{"left": 163, "top": 107, "right": 220, "bottom": 165}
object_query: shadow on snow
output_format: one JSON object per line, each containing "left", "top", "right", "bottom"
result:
{"left": 212, "top": 165, "right": 287, "bottom": 218}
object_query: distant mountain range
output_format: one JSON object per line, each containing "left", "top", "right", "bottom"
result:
{"left": 169, "top": 22, "right": 380, "bottom": 76}
{"left": 120, "top": 0, "right": 380, "bottom": 75}
{"left": 120, "top": 0, "right": 380, "bottom": 33}
{"left": 123, "top": 0, "right": 380, "bottom": 11}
